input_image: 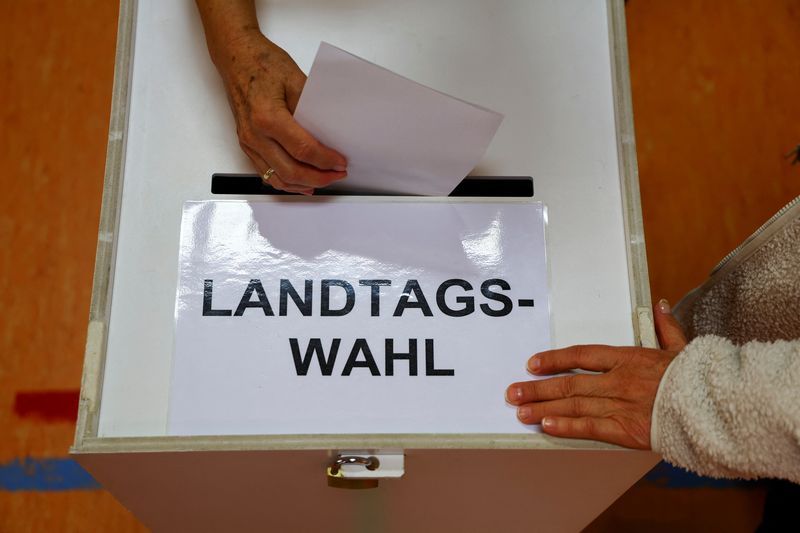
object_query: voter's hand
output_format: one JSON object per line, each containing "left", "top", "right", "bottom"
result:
{"left": 213, "top": 33, "right": 348, "bottom": 194}
{"left": 505, "top": 300, "right": 688, "bottom": 449}
{"left": 195, "top": 0, "right": 349, "bottom": 195}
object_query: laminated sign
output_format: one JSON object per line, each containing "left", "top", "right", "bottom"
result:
{"left": 168, "top": 199, "right": 551, "bottom": 435}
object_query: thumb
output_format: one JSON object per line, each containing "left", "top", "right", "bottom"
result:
{"left": 654, "top": 299, "right": 688, "bottom": 352}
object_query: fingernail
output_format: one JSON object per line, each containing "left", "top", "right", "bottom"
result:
{"left": 333, "top": 165, "right": 347, "bottom": 172}
{"left": 506, "top": 387, "right": 522, "bottom": 403}
{"left": 657, "top": 299, "right": 671, "bottom": 314}
{"left": 528, "top": 356, "right": 541, "bottom": 373}
{"left": 542, "top": 417, "right": 555, "bottom": 429}
{"left": 517, "top": 406, "right": 531, "bottom": 421}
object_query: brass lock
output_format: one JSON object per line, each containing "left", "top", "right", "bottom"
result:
{"left": 326, "top": 456, "right": 381, "bottom": 489}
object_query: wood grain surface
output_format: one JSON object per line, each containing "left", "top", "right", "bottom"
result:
{"left": 629, "top": 0, "right": 800, "bottom": 303}
{"left": 1, "top": 0, "right": 798, "bottom": 531}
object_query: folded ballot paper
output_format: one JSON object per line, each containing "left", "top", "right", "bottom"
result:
{"left": 294, "top": 42, "right": 504, "bottom": 196}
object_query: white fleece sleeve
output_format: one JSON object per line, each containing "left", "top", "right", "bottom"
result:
{"left": 650, "top": 335, "right": 800, "bottom": 482}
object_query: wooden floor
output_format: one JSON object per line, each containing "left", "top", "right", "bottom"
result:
{"left": 1, "top": 0, "right": 797, "bottom": 531}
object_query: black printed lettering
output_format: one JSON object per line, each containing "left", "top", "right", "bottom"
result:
{"left": 202, "top": 279, "right": 232, "bottom": 316}
{"left": 279, "top": 279, "right": 312, "bottom": 316}
{"left": 480, "top": 278, "right": 513, "bottom": 317}
{"left": 393, "top": 279, "right": 433, "bottom": 317}
{"left": 233, "top": 279, "right": 274, "bottom": 316}
{"left": 321, "top": 279, "right": 355, "bottom": 316}
{"left": 425, "top": 339, "right": 454, "bottom": 376}
{"left": 385, "top": 338, "right": 418, "bottom": 376}
{"left": 359, "top": 279, "right": 392, "bottom": 316}
{"left": 342, "top": 338, "right": 381, "bottom": 376}
{"left": 436, "top": 279, "right": 475, "bottom": 317}
{"left": 290, "top": 338, "right": 340, "bottom": 376}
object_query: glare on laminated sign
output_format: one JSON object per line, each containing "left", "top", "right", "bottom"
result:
{"left": 168, "top": 199, "right": 551, "bottom": 435}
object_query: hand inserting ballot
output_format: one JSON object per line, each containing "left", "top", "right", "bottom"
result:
{"left": 506, "top": 300, "right": 688, "bottom": 449}
{"left": 195, "top": 0, "right": 348, "bottom": 194}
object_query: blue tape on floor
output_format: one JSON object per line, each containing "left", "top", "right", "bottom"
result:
{"left": 645, "top": 461, "right": 759, "bottom": 489}
{"left": 0, "top": 458, "right": 100, "bottom": 491}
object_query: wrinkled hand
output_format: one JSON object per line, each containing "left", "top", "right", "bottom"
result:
{"left": 215, "top": 32, "right": 348, "bottom": 194}
{"left": 505, "top": 300, "right": 688, "bottom": 449}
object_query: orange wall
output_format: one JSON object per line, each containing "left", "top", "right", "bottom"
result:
{"left": 629, "top": 0, "right": 800, "bottom": 303}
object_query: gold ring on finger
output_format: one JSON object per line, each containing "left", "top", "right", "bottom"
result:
{"left": 262, "top": 168, "right": 276, "bottom": 184}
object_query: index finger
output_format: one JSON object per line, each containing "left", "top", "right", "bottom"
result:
{"left": 529, "top": 345, "right": 628, "bottom": 375}
{"left": 270, "top": 107, "right": 347, "bottom": 171}
{"left": 506, "top": 373, "right": 608, "bottom": 405}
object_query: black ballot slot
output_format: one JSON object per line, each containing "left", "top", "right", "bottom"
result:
{"left": 210, "top": 173, "right": 534, "bottom": 198}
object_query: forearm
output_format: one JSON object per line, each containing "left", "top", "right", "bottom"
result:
{"left": 652, "top": 335, "right": 800, "bottom": 482}
{"left": 195, "top": 0, "right": 263, "bottom": 69}
{"left": 193, "top": 0, "right": 346, "bottom": 191}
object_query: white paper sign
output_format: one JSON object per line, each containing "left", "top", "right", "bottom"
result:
{"left": 294, "top": 42, "right": 504, "bottom": 196}
{"left": 168, "top": 199, "right": 550, "bottom": 435}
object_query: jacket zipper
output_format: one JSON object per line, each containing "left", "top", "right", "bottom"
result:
{"left": 675, "top": 193, "right": 800, "bottom": 319}
{"left": 710, "top": 194, "right": 800, "bottom": 276}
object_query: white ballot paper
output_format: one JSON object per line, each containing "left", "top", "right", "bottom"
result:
{"left": 294, "top": 42, "right": 504, "bottom": 196}
{"left": 168, "top": 199, "right": 550, "bottom": 436}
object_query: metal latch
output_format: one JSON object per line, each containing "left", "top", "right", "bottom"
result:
{"left": 326, "top": 451, "right": 404, "bottom": 489}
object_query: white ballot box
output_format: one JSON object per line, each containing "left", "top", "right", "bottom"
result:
{"left": 71, "top": 1, "right": 659, "bottom": 531}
